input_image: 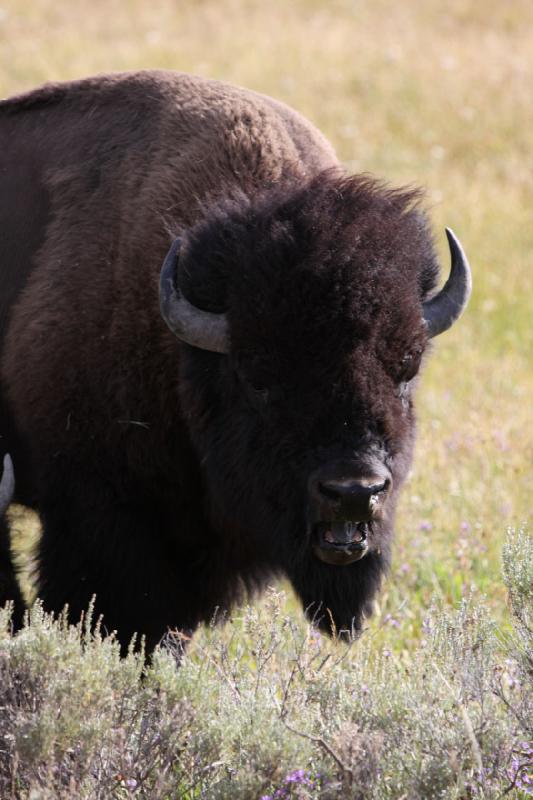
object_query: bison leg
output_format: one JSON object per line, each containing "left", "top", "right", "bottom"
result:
{"left": 0, "top": 517, "right": 25, "bottom": 630}
{"left": 35, "top": 472, "right": 206, "bottom": 656}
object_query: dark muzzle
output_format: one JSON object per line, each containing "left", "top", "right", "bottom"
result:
{"left": 308, "top": 461, "right": 392, "bottom": 565}
{"left": 318, "top": 476, "right": 390, "bottom": 521}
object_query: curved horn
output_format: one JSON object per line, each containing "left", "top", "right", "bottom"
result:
{"left": 423, "top": 228, "right": 472, "bottom": 338}
{"left": 0, "top": 454, "right": 15, "bottom": 517}
{"left": 159, "top": 237, "right": 230, "bottom": 354}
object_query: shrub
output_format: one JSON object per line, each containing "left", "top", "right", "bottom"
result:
{"left": 0, "top": 527, "right": 531, "bottom": 799}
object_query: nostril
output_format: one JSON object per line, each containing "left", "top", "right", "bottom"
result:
{"left": 318, "top": 481, "right": 342, "bottom": 501}
{"left": 316, "top": 475, "right": 392, "bottom": 504}
{"left": 370, "top": 477, "right": 391, "bottom": 495}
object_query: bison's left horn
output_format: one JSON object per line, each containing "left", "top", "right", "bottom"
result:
{"left": 422, "top": 228, "right": 472, "bottom": 338}
{"left": 0, "top": 454, "right": 15, "bottom": 517}
{"left": 159, "top": 237, "right": 230, "bottom": 354}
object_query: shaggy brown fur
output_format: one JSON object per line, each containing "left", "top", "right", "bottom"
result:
{"left": 0, "top": 71, "right": 441, "bottom": 653}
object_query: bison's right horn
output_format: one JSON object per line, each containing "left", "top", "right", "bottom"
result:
{"left": 422, "top": 228, "right": 472, "bottom": 338}
{"left": 159, "top": 237, "right": 230, "bottom": 354}
{"left": 0, "top": 454, "right": 15, "bottom": 517}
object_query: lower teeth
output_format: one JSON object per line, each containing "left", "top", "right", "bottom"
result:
{"left": 323, "top": 523, "right": 365, "bottom": 545}
{"left": 345, "top": 521, "right": 358, "bottom": 541}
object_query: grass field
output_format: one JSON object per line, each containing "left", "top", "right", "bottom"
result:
{"left": 0, "top": 0, "right": 532, "bottom": 796}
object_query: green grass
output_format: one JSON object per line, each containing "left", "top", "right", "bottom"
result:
{"left": 0, "top": 0, "right": 532, "bottom": 795}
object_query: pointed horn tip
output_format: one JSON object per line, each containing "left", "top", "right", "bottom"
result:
{"left": 0, "top": 453, "right": 15, "bottom": 511}
{"left": 422, "top": 227, "right": 473, "bottom": 338}
{"left": 2, "top": 453, "right": 13, "bottom": 477}
{"left": 445, "top": 226, "right": 473, "bottom": 297}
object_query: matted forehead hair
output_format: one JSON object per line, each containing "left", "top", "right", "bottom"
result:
{"left": 178, "top": 168, "right": 440, "bottom": 315}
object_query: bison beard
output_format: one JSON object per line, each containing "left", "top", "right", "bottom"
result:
{"left": 0, "top": 71, "right": 471, "bottom": 655}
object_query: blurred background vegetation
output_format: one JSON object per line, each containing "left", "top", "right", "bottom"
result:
{"left": 1, "top": 0, "right": 532, "bottom": 645}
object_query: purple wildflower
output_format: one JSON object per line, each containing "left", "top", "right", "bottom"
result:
{"left": 383, "top": 613, "right": 400, "bottom": 628}
{"left": 285, "top": 769, "right": 308, "bottom": 783}
{"left": 422, "top": 616, "right": 433, "bottom": 634}
{"left": 263, "top": 769, "right": 321, "bottom": 798}
{"left": 507, "top": 741, "right": 533, "bottom": 794}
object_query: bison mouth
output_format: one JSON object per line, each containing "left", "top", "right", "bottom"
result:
{"left": 312, "top": 521, "right": 369, "bottom": 565}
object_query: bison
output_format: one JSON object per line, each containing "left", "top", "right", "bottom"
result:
{"left": 0, "top": 71, "right": 471, "bottom": 653}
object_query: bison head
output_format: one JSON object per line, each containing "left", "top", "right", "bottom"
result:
{"left": 159, "top": 172, "right": 471, "bottom": 635}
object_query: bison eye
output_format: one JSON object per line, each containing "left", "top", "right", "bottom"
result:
{"left": 242, "top": 375, "right": 270, "bottom": 408}
{"left": 397, "top": 351, "right": 422, "bottom": 383}
{"left": 234, "top": 355, "right": 271, "bottom": 407}
{"left": 248, "top": 385, "right": 270, "bottom": 405}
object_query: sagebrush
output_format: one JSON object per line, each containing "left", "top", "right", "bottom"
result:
{"left": 0, "top": 527, "right": 531, "bottom": 799}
